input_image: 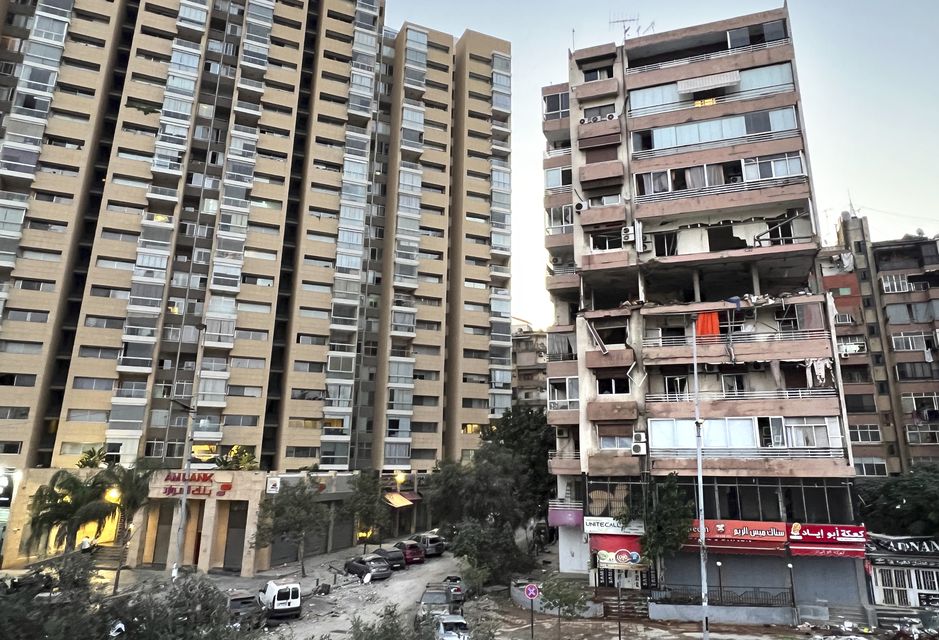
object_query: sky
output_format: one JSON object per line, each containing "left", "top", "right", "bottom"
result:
{"left": 384, "top": 0, "right": 939, "bottom": 329}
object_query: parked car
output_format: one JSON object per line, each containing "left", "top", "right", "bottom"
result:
{"left": 373, "top": 547, "right": 407, "bottom": 570}
{"left": 344, "top": 554, "right": 393, "bottom": 581}
{"left": 428, "top": 525, "right": 457, "bottom": 549}
{"left": 409, "top": 533, "right": 446, "bottom": 557}
{"left": 257, "top": 580, "right": 301, "bottom": 619}
{"left": 226, "top": 589, "right": 267, "bottom": 629}
{"left": 433, "top": 614, "right": 470, "bottom": 640}
{"left": 414, "top": 585, "right": 455, "bottom": 628}
{"left": 441, "top": 576, "right": 464, "bottom": 603}
{"left": 393, "top": 540, "right": 426, "bottom": 564}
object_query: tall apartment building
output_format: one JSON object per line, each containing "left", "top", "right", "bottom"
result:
{"left": 821, "top": 213, "right": 939, "bottom": 476}
{"left": 511, "top": 323, "right": 548, "bottom": 409}
{"left": 542, "top": 7, "right": 868, "bottom": 618}
{"left": 0, "top": 0, "right": 510, "bottom": 563}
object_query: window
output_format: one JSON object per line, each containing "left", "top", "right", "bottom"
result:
{"left": 727, "top": 20, "right": 787, "bottom": 47}
{"left": 583, "top": 65, "right": 613, "bottom": 82}
{"left": 544, "top": 167, "right": 572, "bottom": 189}
{"left": 0, "top": 442, "right": 22, "bottom": 454}
{"left": 0, "top": 340, "right": 42, "bottom": 354}
{"left": 845, "top": 394, "right": 876, "bottom": 413}
{"left": 590, "top": 230, "right": 623, "bottom": 251}
{"left": 67, "top": 409, "right": 109, "bottom": 422}
{"left": 79, "top": 346, "right": 120, "bottom": 359}
{"left": 548, "top": 376, "right": 579, "bottom": 410}
{"left": 546, "top": 205, "right": 574, "bottom": 232}
{"left": 236, "top": 328, "right": 268, "bottom": 341}
{"left": 854, "top": 457, "right": 887, "bottom": 476}
{"left": 597, "top": 375, "right": 629, "bottom": 395}
{"left": 849, "top": 424, "right": 882, "bottom": 443}
{"left": 583, "top": 104, "right": 615, "bottom": 119}
{"left": 0, "top": 406, "right": 28, "bottom": 419}
{"left": 543, "top": 92, "right": 569, "bottom": 120}
{"left": 286, "top": 446, "right": 319, "bottom": 458}
{"left": 882, "top": 274, "right": 910, "bottom": 293}
{"left": 897, "top": 362, "right": 937, "bottom": 381}
{"left": 84, "top": 315, "right": 124, "bottom": 329}
{"left": 5, "top": 308, "right": 48, "bottom": 323}
{"left": 742, "top": 152, "right": 803, "bottom": 181}
{"left": 891, "top": 332, "right": 931, "bottom": 352}
{"left": 73, "top": 377, "right": 114, "bottom": 391}
{"left": 230, "top": 357, "right": 265, "bottom": 369}
{"left": 223, "top": 415, "right": 259, "bottom": 427}
{"left": 0, "top": 372, "right": 35, "bottom": 387}
{"left": 908, "top": 424, "right": 939, "bottom": 445}
{"left": 837, "top": 335, "right": 867, "bottom": 356}
{"left": 228, "top": 385, "right": 262, "bottom": 397}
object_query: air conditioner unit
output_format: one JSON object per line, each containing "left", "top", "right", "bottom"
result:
{"left": 606, "top": 113, "right": 616, "bottom": 120}
{"left": 551, "top": 256, "right": 564, "bottom": 265}
{"left": 638, "top": 234, "right": 653, "bottom": 253}
{"left": 621, "top": 226, "right": 635, "bottom": 244}
{"left": 574, "top": 201, "right": 588, "bottom": 213}
{"left": 591, "top": 115, "right": 603, "bottom": 123}
{"left": 579, "top": 117, "right": 588, "bottom": 125}
{"left": 633, "top": 432, "right": 647, "bottom": 444}
{"left": 556, "top": 427, "right": 571, "bottom": 439}
{"left": 631, "top": 442, "right": 647, "bottom": 456}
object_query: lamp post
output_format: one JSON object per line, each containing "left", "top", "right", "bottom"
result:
{"left": 715, "top": 561, "right": 723, "bottom": 604}
{"left": 787, "top": 562, "right": 796, "bottom": 607}
{"left": 393, "top": 470, "right": 406, "bottom": 538}
{"left": 169, "top": 398, "right": 196, "bottom": 580}
{"left": 691, "top": 313, "right": 709, "bottom": 640}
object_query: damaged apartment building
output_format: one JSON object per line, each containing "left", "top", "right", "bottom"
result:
{"left": 543, "top": 6, "right": 869, "bottom": 622}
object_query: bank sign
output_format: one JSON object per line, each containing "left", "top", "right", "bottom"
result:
{"left": 583, "top": 517, "right": 644, "bottom": 535}
{"left": 159, "top": 472, "right": 233, "bottom": 497}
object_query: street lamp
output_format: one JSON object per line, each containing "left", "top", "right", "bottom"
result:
{"left": 168, "top": 397, "right": 196, "bottom": 580}
{"left": 787, "top": 562, "right": 796, "bottom": 607}
{"left": 690, "top": 313, "right": 709, "bottom": 640}
{"left": 715, "top": 561, "right": 723, "bottom": 604}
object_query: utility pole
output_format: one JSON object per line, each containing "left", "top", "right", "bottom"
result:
{"left": 170, "top": 398, "right": 195, "bottom": 580}
{"left": 691, "top": 314, "right": 709, "bottom": 640}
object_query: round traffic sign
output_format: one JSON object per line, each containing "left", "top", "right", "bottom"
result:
{"left": 524, "top": 583, "right": 540, "bottom": 600}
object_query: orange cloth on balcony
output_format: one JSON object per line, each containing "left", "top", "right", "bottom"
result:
{"left": 696, "top": 311, "right": 720, "bottom": 336}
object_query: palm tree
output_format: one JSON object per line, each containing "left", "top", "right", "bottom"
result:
{"left": 212, "top": 445, "right": 259, "bottom": 470}
{"left": 92, "top": 463, "right": 154, "bottom": 593}
{"left": 75, "top": 447, "right": 107, "bottom": 469}
{"left": 27, "top": 470, "right": 117, "bottom": 554}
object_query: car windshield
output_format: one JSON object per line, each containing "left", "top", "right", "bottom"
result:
{"left": 443, "top": 622, "right": 469, "bottom": 632}
{"left": 423, "top": 592, "right": 448, "bottom": 604}
{"left": 427, "top": 536, "right": 441, "bottom": 544}
{"left": 367, "top": 560, "right": 386, "bottom": 567}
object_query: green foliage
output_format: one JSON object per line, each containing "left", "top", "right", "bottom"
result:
{"left": 641, "top": 473, "right": 694, "bottom": 562}
{"left": 27, "top": 470, "right": 117, "bottom": 553}
{"left": 540, "top": 572, "right": 589, "bottom": 639}
{"left": 459, "top": 560, "right": 491, "bottom": 598}
{"left": 856, "top": 464, "right": 939, "bottom": 535}
{"left": 213, "top": 445, "right": 260, "bottom": 470}
{"left": 482, "top": 406, "right": 553, "bottom": 516}
{"left": 253, "top": 480, "right": 328, "bottom": 577}
{"left": 344, "top": 471, "right": 390, "bottom": 550}
{"left": 348, "top": 605, "right": 413, "bottom": 640}
{"left": 450, "top": 519, "right": 532, "bottom": 583}
{"left": 0, "top": 556, "right": 258, "bottom": 640}
{"left": 75, "top": 447, "right": 107, "bottom": 469}
{"left": 93, "top": 463, "right": 154, "bottom": 593}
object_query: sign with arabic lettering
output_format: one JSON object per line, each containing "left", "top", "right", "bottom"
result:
{"left": 160, "top": 472, "right": 233, "bottom": 497}
{"left": 868, "top": 533, "right": 939, "bottom": 555}
{"left": 690, "top": 519, "right": 787, "bottom": 543}
{"left": 788, "top": 523, "right": 866, "bottom": 544}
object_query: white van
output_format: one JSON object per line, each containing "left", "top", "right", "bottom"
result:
{"left": 257, "top": 580, "right": 302, "bottom": 619}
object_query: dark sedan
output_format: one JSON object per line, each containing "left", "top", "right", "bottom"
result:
{"left": 344, "top": 554, "right": 393, "bottom": 580}
{"left": 373, "top": 547, "right": 407, "bottom": 570}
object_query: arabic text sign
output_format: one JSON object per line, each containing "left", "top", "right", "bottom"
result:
{"left": 788, "top": 523, "right": 866, "bottom": 544}
{"left": 690, "top": 519, "right": 787, "bottom": 542}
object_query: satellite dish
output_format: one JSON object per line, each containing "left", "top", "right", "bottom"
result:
{"left": 363, "top": 573, "right": 372, "bottom": 585}
{"left": 917, "top": 228, "right": 925, "bottom": 237}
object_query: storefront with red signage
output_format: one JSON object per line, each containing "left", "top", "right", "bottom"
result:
{"left": 788, "top": 522, "right": 867, "bottom": 558}
{"left": 584, "top": 517, "right": 649, "bottom": 589}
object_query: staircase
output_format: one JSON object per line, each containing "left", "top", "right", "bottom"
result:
{"left": 600, "top": 591, "right": 649, "bottom": 619}
{"left": 875, "top": 605, "right": 928, "bottom": 628}
{"left": 826, "top": 603, "right": 875, "bottom": 627}
{"left": 91, "top": 545, "right": 124, "bottom": 570}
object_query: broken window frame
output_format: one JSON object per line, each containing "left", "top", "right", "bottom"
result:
{"left": 597, "top": 375, "right": 630, "bottom": 395}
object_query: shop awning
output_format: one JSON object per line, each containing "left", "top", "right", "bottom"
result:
{"left": 400, "top": 491, "right": 422, "bottom": 502}
{"left": 789, "top": 543, "right": 865, "bottom": 558}
{"left": 682, "top": 540, "right": 786, "bottom": 556}
{"left": 383, "top": 492, "right": 413, "bottom": 508}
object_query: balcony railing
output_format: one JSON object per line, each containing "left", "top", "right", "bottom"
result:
{"left": 546, "top": 353, "right": 577, "bottom": 362}
{"left": 651, "top": 446, "right": 843, "bottom": 458}
{"left": 545, "top": 185, "right": 572, "bottom": 195}
{"left": 548, "top": 498, "right": 583, "bottom": 509}
{"left": 626, "top": 38, "right": 793, "bottom": 75}
{"left": 644, "top": 328, "right": 829, "bottom": 348}
{"left": 632, "top": 129, "right": 801, "bottom": 161}
{"left": 548, "top": 450, "right": 581, "bottom": 460}
{"left": 545, "top": 147, "right": 572, "bottom": 158}
{"left": 546, "top": 224, "right": 573, "bottom": 235}
{"left": 634, "top": 175, "right": 807, "bottom": 205}
{"left": 646, "top": 388, "right": 837, "bottom": 402}
{"left": 628, "top": 83, "right": 795, "bottom": 118}
{"left": 548, "top": 265, "right": 577, "bottom": 275}
{"left": 548, "top": 399, "right": 579, "bottom": 411}
{"left": 652, "top": 583, "right": 793, "bottom": 607}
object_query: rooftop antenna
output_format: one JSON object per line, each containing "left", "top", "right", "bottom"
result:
{"left": 572, "top": 28, "right": 575, "bottom": 50}
{"left": 609, "top": 12, "right": 655, "bottom": 41}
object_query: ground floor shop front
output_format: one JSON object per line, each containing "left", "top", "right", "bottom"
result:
{"left": 867, "top": 533, "right": 939, "bottom": 609}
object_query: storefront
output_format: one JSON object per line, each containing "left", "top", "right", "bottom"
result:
{"left": 867, "top": 533, "right": 939, "bottom": 608}
{"left": 584, "top": 516, "right": 648, "bottom": 589}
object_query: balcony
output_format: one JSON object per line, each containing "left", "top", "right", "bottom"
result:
{"left": 587, "top": 399, "right": 639, "bottom": 422}
{"left": 645, "top": 388, "right": 840, "bottom": 419}
{"left": 580, "top": 204, "right": 626, "bottom": 227}
{"left": 117, "top": 356, "right": 153, "bottom": 372}
{"left": 571, "top": 77, "right": 618, "bottom": 102}
{"left": 547, "top": 450, "right": 581, "bottom": 475}
{"left": 585, "top": 348, "right": 635, "bottom": 369}
{"left": 634, "top": 175, "right": 809, "bottom": 219}
{"left": 627, "top": 79, "right": 795, "bottom": 119}
{"left": 649, "top": 445, "right": 851, "bottom": 478}
{"left": 547, "top": 499, "right": 584, "bottom": 527}
{"left": 192, "top": 424, "right": 223, "bottom": 443}
{"left": 546, "top": 265, "right": 578, "bottom": 293}
{"left": 547, "top": 399, "right": 578, "bottom": 426}
{"left": 642, "top": 328, "right": 832, "bottom": 365}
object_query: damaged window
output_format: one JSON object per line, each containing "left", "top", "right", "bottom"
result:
{"left": 597, "top": 375, "right": 629, "bottom": 395}
{"left": 743, "top": 152, "right": 803, "bottom": 181}
{"left": 653, "top": 232, "right": 678, "bottom": 256}
{"left": 593, "top": 319, "right": 628, "bottom": 345}
{"left": 590, "top": 230, "right": 623, "bottom": 251}
{"left": 707, "top": 226, "right": 749, "bottom": 251}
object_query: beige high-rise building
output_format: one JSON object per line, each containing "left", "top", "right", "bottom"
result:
{"left": 0, "top": 0, "right": 510, "bottom": 540}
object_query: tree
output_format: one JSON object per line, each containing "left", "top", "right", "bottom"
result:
{"left": 213, "top": 445, "right": 260, "bottom": 470}
{"left": 450, "top": 519, "right": 531, "bottom": 583}
{"left": 856, "top": 464, "right": 939, "bottom": 535}
{"left": 26, "top": 470, "right": 117, "bottom": 554}
{"left": 92, "top": 463, "right": 154, "bottom": 594}
{"left": 539, "top": 573, "right": 588, "bottom": 640}
{"left": 344, "top": 471, "right": 389, "bottom": 553}
{"left": 253, "top": 480, "right": 328, "bottom": 577}
{"left": 482, "top": 406, "right": 554, "bottom": 518}
{"left": 641, "top": 473, "right": 694, "bottom": 581}
{"left": 75, "top": 447, "right": 107, "bottom": 469}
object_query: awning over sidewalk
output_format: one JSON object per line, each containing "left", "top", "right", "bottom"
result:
{"left": 382, "top": 492, "right": 413, "bottom": 508}
{"left": 400, "top": 491, "right": 422, "bottom": 502}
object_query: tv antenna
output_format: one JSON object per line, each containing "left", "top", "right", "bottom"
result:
{"left": 609, "top": 12, "right": 655, "bottom": 41}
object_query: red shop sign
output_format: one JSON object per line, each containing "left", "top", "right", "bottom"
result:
{"left": 788, "top": 523, "right": 866, "bottom": 558}
{"left": 684, "top": 519, "right": 787, "bottom": 555}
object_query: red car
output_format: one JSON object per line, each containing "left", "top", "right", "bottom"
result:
{"left": 393, "top": 540, "right": 426, "bottom": 564}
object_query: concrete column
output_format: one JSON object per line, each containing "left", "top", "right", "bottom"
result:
{"left": 751, "top": 263, "right": 761, "bottom": 295}
{"left": 140, "top": 503, "right": 160, "bottom": 565}
{"left": 124, "top": 507, "right": 148, "bottom": 569}
{"left": 164, "top": 500, "right": 183, "bottom": 575}
{"left": 326, "top": 502, "right": 335, "bottom": 552}
{"left": 183, "top": 501, "right": 201, "bottom": 566}
{"left": 692, "top": 270, "right": 701, "bottom": 302}
{"left": 197, "top": 499, "right": 218, "bottom": 574}
{"left": 240, "top": 498, "right": 260, "bottom": 577}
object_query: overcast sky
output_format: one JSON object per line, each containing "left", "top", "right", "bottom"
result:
{"left": 385, "top": 0, "right": 939, "bottom": 329}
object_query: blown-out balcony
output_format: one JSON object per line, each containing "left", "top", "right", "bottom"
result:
{"left": 642, "top": 328, "right": 832, "bottom": 365}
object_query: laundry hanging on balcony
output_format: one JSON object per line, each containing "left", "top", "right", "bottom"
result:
{"left": 695, "top": 311, "right": 720, "bottom": 336}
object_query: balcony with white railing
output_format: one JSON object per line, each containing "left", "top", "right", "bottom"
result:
{"left": 642, "top": 328, "right": 832, "bottom": 365}
{"left": 649, "top": 443, "right": 851, "bottom": 478}
{"left": 548, "top": 498, "right": 584, "bottom": 526}
{"left": 645, "top": 387, "right": 841, "bottom": 420}
{"left": 646, "top": 388, "right": 837, "bottom": 402}
{"left": 634, "top": 175, "right": 808, "bottom": 207}
{"left": 547, "top": 449, "right": 582, "bottom": 475}
{"left": 628, "top": 82, "right": 796, "bottom": 119}
{"left": 626, "top": 37, "right": 793, "bottom": 76}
